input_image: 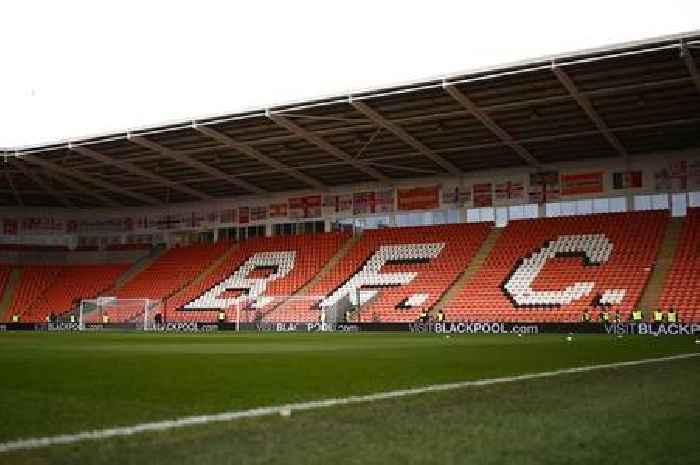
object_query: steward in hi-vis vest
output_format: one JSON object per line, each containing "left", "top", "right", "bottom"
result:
{"left": 12, "top": 314, "right": 19, "bottom": 322}
{"left": 218, "top": 311, "right": 226, "bottom": 323}
{"left": 653, "top": 310, "right": 663, "bottom": 323}
{"left": 70, "top": 314, "right": 76, "bottom": 323}
{"left": 667, "top": 309, "right": 678, "bottom": 323}
{"left": 631, "top": 310, "right": 643, "bottom": 323}
{"left": 581, "top": 310, "right": 592, "bottom": 323}
{"left": 599, "top": 310, "right": 610, "bottom": 323}
{"left": 436, "top": 309, "right": 445, "bottom": 322}
{"left": 418, "top": 309, "right": 428, "bottom": 323}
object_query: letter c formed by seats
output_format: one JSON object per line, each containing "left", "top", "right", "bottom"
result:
{"left": 502, "top": 234, "right": 625, "bottom": 307}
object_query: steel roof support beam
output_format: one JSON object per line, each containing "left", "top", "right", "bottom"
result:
{"left": 552, "top": 65, "right": 629, "bottom": 159}
{"left": 194, "top": 125, "right": 327, "bottom": 190}
{"left": 13, "top": 161, "right": 74, "bottom": 207}
{"left": 128, "top": 136, "right": 266, "bottom": 195}
{"left": 681, "top": 42, "right": 700, "bottom": 95}
{"left": 350, "top": 100, "right": 462, "bottom": 176}
{"left": 267, "top": 113, "right": 390, "bottom": 182}
{"left": 444, "top": 84, "right": 540, "bottom": 167}
{"left": 71, "top": 145, "right": 213, "bottom": 201}
{"left": 19, "top": 155, "right": 158, "bottom": 206}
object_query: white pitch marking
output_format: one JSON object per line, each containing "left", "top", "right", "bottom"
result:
{"left": 0, "top": 352, "right": 697, "bottom": 454}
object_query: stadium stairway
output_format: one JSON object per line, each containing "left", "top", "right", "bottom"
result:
{"left": 431, "top": 226, "right": 502, "bottom": 315}
{"left": 636, "top": 217, "right": 683, "bottom": 315}
{"left": 108, "top": 244, "right": 166, "bottom": 293}
{"left": 0, "top": 268, "right": 22, "bottom": 320}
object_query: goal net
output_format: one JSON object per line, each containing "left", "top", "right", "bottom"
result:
{"left": 232, "top": 295, "right": 345, "bottom": 324}
{"left": 79, "top": 297, "right": 157, "bottom": 330}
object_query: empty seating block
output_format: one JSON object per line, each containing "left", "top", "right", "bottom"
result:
{"left": 22, "top": 264, "right": 130, "bottom": 321}
{"left": 116, "top": 242, "right": 231, "bottom": 302}
{"left": 271, "top": 224, "right": 491, "bottom": 323}
{"left": 167, "top": 232, "right": 349, "bottom": 322}
{"left": 445, "top": 211, "right": 667, "bottom": 323}
{"left": 659, "top": 208, "right": 700, "bottom": 323}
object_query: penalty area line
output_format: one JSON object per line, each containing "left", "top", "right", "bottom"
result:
{"left": 0, "top": 352, "right": 697, "bottom": 454}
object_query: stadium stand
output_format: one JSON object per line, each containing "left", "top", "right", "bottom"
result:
{"left": 20, "top": 264, "right": 130, "bottom": 321}
{"left": 115, "top": 241, "right": 232, "bottom": 303}
{"left": 658, "top": 207, "right": 700, "bottom": 322}
{"left": 444, "top": 211, "right": 668, "bottom": 322}
{"left": 270, "top": 224, "right": 491, "bottom": 323}
{"left": 0, "top": 265, "right": 10, "bottom": 303}
{"left": 167, "top": 232, "right": 350, "bottom": 322}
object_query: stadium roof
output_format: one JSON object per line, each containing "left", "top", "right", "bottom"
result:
{"left": 2, "top": 30, "right": 700, "bottom": 209}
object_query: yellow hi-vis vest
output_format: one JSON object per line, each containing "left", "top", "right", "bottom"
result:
{"left": 12, "top": 314, "right": 19, "bottom": 322}
{"left": 218, "top": 312, "right": 225, "bottom": 321}
{"left": 70, "top": 315, "right": 76, "bottom": 323}
{"left": 601, "top": 312, "right": 610, "bottom": 322}
{"left": 437, "top": 312, "right": 444, "bottom": 322}
{"left": 632, "top": 310, "right": 642, "bottom": 321}
{"left": 668, "top": 312, "right": 677, "bottom": 323}
{"left": 102, "top": 314, "right": 110, "bottom": 324}
{"left": 653, "top": 311, "right": 663, "bottom": 322}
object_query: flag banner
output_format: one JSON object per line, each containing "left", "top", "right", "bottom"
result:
{"left": 322, "top": 194, "right": 353, "bottom": 214}
{"left": 494, "top": 180, "right": 525, "bottom": 205}
{"left": 202, "top": 211, "right": 219, "bottom": 227}
{"left": 132, "top": 216, "right": 150, "bottom": 231}
{"left": 397, "top": 185, "right": 440, "bottom": 211}
{"left": 655, "top": 166, "right": 687, "bottom": 192}
{"left": 376, "top": 189, "right": 395, "bottom": 213}
{"left": 20, "top": 217, "right": 67, "bottom": 233}
{"left": 238, "top": 207, "right": 250, "bottom": 225}
{"left": 2, "top": 219, "right": 18, "bottom": 236}
{"left": 529, "top": 171, "right": 560, "bottom": 203}
{"left": 220, "top": 209, "right": 236, "bottom": 224}
{"left": 66, "top": 220, "right": 79, "bottom": 234}
{"left": 76, "top": 218, "right": 124, "bottom": 233}
{"left": 612, "top": 170, "right": 643, "bottom": 190}
{"left": 250, "top": 206, "right": 268, "bottom": 222}
{"left": 269, "top": 203, "right": 288, "bottom": 218}
{"left": 560, "top": 172, "right": 604, "bottom": 196}
{"left": 153, "top": 215, "right": 181, "bottom": 231}
{"left": 688, "top": 159, "right": 700, "bottom": 190}
{"left": 353, "top": 192, "right": 375, "bottom": 215}
{"left": 442, "top": 186, "right": 472, "bottom": 207}
{"left": 472, "top": 183, "right": 493, "bottom": 207}
{"left": 289, "top": 195, "right": 322, "bottom": 219}
{"left": 184, "top": 212, "right": 205, "bottom": 228}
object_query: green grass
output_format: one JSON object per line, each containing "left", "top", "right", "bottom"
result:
{"left": 0, "top": 331, "right": 698, "bottom": 464}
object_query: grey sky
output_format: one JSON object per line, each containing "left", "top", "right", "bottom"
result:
{"left": 2, "top": 1, "right": 698, "bottom": 148}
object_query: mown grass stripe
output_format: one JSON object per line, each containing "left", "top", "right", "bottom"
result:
{"left": 0, "top": 352, "right": 697, "bottom": 454}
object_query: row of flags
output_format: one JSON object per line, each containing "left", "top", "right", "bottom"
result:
{"left": 3, "top": 161, "right": 698, "bottom": 235}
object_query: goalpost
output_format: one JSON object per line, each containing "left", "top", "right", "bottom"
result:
{"left": 79, "top": 297, "right": 156, "bottom": 330}
{"left": 225, "top": 295, "right": 333, "bottom": 330}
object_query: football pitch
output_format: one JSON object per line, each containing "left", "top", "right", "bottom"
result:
{"left": 0, "top": 331, "right": 698, "bottom": 464}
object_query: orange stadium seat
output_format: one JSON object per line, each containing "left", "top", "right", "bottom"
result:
{"left": 658, "top": 207, "right": 700, "bottom": 323}
{"left": 21, "top": 264, "right": 130, "bottom": 321}
{"left": 270, "top": 223, "right": 491, "bottom": 323}
{"left": 445, "top": 211, "right": 667, "bottom": 323}
{"left": 115, "top": 241, "right": 232, "bottom": 303}
{"left": 2, "top": 264, "right": 131, "bottom": 322}
{"left": 166, "top": 232, "right": 350, "bottom": 322}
